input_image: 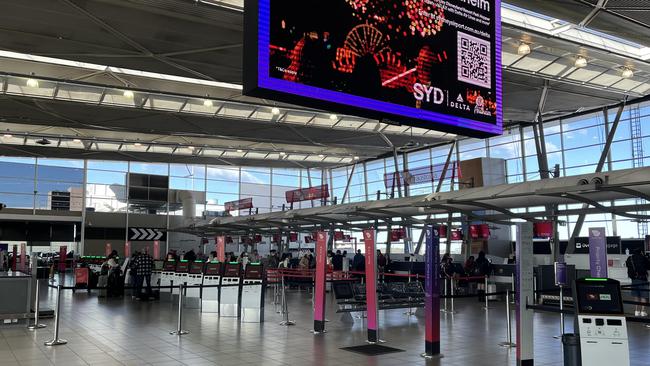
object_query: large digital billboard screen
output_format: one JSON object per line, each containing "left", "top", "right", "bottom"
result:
{"left": 244, "top": 0, "right": 502, "bottom": 137}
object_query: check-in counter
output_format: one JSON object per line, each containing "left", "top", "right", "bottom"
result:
{"left": 0, "top": 272, "right": 32, "bottom": 323}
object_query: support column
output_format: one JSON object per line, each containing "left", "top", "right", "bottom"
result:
{"left": 516, "top": 223, "right": 534, "bottom": 366}
{"left": 313, "top": 231, "right": 328, "bottom": 333}
{"left": 363, "top": 229, "right": 379, "bottom": 343}
{"left": 422, "top": 225, "right": 441, "bottom": 358}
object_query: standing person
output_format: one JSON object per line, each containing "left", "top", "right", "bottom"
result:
{"left": 184, "top": 248, "right": 197, "bottom": 262}
{"left": 299, "top": 253, "right": 310, "bottom": 269}
{"left": 475, "top": 251, "right": 492, "bottom": 301}
{"left": 249, "top": 250, "right": 261, "bottom": 263}
{"left": 626, "top": 248, "right": 650, "bottom": 316}
{"left": 332, "top": 250, "right": 343, "bottom": 271}
{"left": 464, "top": 256, "right": 477, "bottom": 275}
{"left": 267, "top": 250, "right": 280, "bottom": 269}
{"left": 352, "top": 249, "right": 365, "bottom": 272}
{"left": 377, "top": 250, "right": 387, "bottom": 271}
{"left": 133, "top": 250, "right": 154, "bottom": 300}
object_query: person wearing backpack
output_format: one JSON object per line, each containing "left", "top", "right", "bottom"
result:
{"left": 475, "top": 251, "right": 492, "bottom": 301}
{"left": 626, "top": 248, "right": 650, "bottom": 316}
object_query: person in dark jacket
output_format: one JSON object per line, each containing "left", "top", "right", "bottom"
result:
{"left": 332, "top": 250, "right": 343, "bottom": 271}
{"left": 626, "top": 248, "right": 650, "bottom": 316}
{"left": 352, "top": 249, "right": 365, "bottom": 272}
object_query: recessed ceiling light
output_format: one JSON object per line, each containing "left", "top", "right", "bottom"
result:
{"left": 318, "top": 154, "right": 325, "bottom": 158}
{"left": 574, "top": 56, "right": 588, "bottom": 68}
{"left": 134, "top": 142, "right": 142, "bottom": 147}
{"left": 279, "top": 151, "right": 286, "bottom": 156}
{"left": 203, "top": 99, "right": 213, "bottom": 107}
{"left": 271, "top": 107, "right": 280, "bottom": 115}
{"left": 237, "top": 149, "right": 243, "bottom": 153}
{"left": 517, "top": 43, "right": 531, "bottom": 56}
{"left": 353, "top": 156, "right": 360, "bottom": 160}
{"left": 123, "top": 90, "right": 135, "bottom": 99}
{"left": 26, "top": 78, "right": 39, "bottom": 88}
{"left": 73, "top": 138, "right": 81, "bottom": 143}
{"left": 329, "top": 114, "right": 338, "bottom": 121}
{"left": 188, "top": 146, "right": 195, "bottom": 150}
{"left": 622, "top": 68, "right": 634, "bottom": 78}
{"left": 3, "top": 133, "right": 12, "bottom": 138}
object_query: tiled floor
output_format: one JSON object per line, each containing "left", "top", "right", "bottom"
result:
{"left": 1, "top": 281, "right": 649, "bottom": 366}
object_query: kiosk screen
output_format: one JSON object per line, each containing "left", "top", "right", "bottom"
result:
{"left": 163, "top": 260, "right": 176, "bottom": 271}
{"left": 176, "top": 260, "right": 190, "bottom": 273}
{"left": 189, "top": 261, "right": 204, "bottom": 274}
{"left": 205, "top": 261, "right": 222, "bottom": 275}
{"left": 575, "top": 279, "right": 623, "bottom": 315}
{"left": 224, "top": 263, "right": 241, "bottom": 277}
{"left": 245, "top": 264, "right": 263, "bottom": 279}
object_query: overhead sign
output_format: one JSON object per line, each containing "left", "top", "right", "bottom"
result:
{"left": 129, "top": 228, "right": 166, "bottom": 241}
{"left": 285, "top": 185, "right": 330, "bottom": 203}
{"left": 244, "top": 0, "right": 502, "bottom": 137}
{"left": 224, "top": 197, "right": 253, "bottom": 212}
{"left": 384, "top": 161, "right": 460, "bottom": 189}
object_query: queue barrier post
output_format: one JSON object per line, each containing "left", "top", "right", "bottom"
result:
{"left": 170, "top": 283, "right": 189, "bottom": 336}
{"left": 498, "top": 289, "right": 516, "bottom": 348}
{"left": 482, "top": 276, "right": 490, "bottom": 310}
{"left": 449, "top": 278, "right": 457, "bottom": 314}
{"left": 554, "top": 285, "right": 566, "bottom": 339}
{"left": 511, "top": 274, "right": 516, "bottom": 304}
{"left": 28, "top": 279, "right": 46, "bottom": 330}
{"left": 44, "top": 285, "right": 67, "bottom": 346}
{"left": 441, "top": 278, "right": 449, "bottom": 314}
{"left": 279, "top": 275, "right": 295, "bottom": 326}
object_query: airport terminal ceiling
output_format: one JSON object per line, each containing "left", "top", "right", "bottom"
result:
{"left": 0, "top": 0, "right": 649, "bottom": 167}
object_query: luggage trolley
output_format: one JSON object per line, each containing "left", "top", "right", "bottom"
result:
{"left": 185, "top": 260, "right": 205, "bottom": 309}
{"left": 241, "top": 263, "right": 265, "bottom": 322}
{"left": 220, "top": 262, "right": 242, "bottom": 317}
{"left": 159, "top": 260, "right": 177, "bottom": 301}
{"left": 202, "top": 261, "right": 223, "bottom": 313}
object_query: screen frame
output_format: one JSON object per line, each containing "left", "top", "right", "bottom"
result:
{"left": 243, "top": 0, "right": 503, "bottom": 138}
{"left": 573, "top": 278, "right": 624, "bottom": 315}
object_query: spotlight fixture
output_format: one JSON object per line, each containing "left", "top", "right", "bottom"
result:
{"left": 123, "top": 90, "right": 135, "bottom": 99}
{"left": 2, "top": 132, "right": 12, "bottom": 138}
{"left": 203, "top": 99, "right": 213, "bottom": 107}
{"left": 279, "top": 151, "right": 286, "bottom": 156}
{"left": 35, "top": 138, "right": 51, "bottom": 146}
{"left": 271, "top": 107, "right": 280, "bottom": 115}
{"left": 622, "top": 68, "right": 634, "bottom": 79}
{"left": 574, "top": 56, "right": 588, "bottom": 68}
{"left": 353, "top": 156, "right": 360, "bottom": 160}
{"left": 188, "top": 146, "right": 195, "bottom": 151}
{"left": 318, "top": 154, "right": 325, "bottom": 158}
{"left": 134, "top": 142, "right": 142, "bottom": 147}
{"left": 236, "top": 149, "right": 244, "bottom": 153}
{"left": 26, "top": 78, "right": 39, "bottom": 88}
{"left": 517, "top": 43, "right": 531, "bottom": 56}
{"left": 73, "top": 138, "right": 82, "bottom": 143}
{"left": 329, "top": 114, "right": 338, "bottom": 121}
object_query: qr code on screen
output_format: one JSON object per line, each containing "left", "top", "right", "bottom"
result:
{"left": 457, "top": 32, "right": 491, "bottom": 88}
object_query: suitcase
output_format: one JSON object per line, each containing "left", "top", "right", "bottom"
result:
{"left": 98, "top": 275, "right": 108, "bottom": 297}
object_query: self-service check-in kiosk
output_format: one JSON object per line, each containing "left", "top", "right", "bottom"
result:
{"left": 185, "top": 260, "right": 204, "bottom": 309}
{"left": 572, "top": 278, "right": 630, "bottom": 366}
{"left": 220, "top": 262, "right": 242, "bottom": 317}
{"left": 241, "top": 263, "right": 265, "bottom": 323}
{"left": 202, "top": 261, "right": 223, "bottom": 313}
{"left": 160, "top": 260, "right": 177, "bottom": 301}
